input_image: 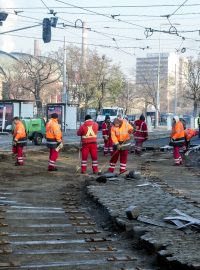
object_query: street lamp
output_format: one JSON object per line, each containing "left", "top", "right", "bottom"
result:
{"left": 156, "top": 23, "right": 180, "bottom": 128}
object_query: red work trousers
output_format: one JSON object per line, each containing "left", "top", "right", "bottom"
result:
{"left": 135, "top": 140, "right": 143, "bottom": 155}
{"left": 12, "top": 145, "right": 24, "bottom": 165}
{"left": 173, "top": 146, "right": 182, "bottom": 165}
{"left": 81, "top": 143, "right": 98, "bottom": 173}
{"left": 108, "top": 149, "right": 128, "bottom": 173}
{"left": 104, "top": 137, "right": 113, "bottom": 155}
{"left": 48, "top": 148, "right": 58, "bottom": 170}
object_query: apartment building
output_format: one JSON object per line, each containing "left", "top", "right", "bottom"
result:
{"left": 136, "top": 53, "right": 188, "bottom": 114}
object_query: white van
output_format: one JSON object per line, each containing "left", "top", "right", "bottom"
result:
{"left": 96, "top": 107, "right": 125, "bottom": 129}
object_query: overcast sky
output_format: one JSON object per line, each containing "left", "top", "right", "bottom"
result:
{"left": 0, "top": 0, "right": 200, "bottom": 76}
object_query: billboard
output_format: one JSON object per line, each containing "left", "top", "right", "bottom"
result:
{"left": 47, "top": 104, "right": 63, "bottom": 125}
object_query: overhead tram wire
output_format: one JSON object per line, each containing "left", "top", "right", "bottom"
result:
{"left": 4, "top": 4, "right": 200, "bottom": 10}
{"left": 54, "top": 0, "right": 146, "bottom": 30}
{"left": 40, "top": 0, "right": 52, "bottom": 12}
{"left": 169, "top": 0, "right": 189, "bottom": 18}
{"left": 4, "top": 1, "right": 200, "bottom": 51}
{"left": 1, "top": 32, "right": 148, "bottom": 56}
{"left": 53, "top": 0, "right": 200, "bottom": 41}
{"left": 10, "top": 1, "right": 143, "bottom": 50}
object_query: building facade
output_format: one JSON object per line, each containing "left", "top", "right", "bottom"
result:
{"left": 136, "top": 53, "right": 188, "bottom": 114}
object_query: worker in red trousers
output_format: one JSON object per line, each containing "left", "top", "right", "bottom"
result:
{"left": 46, "top": 113, "right": 63, "bottom": 171}
{"left": 102, "top": 115, "right": 113, "bottom": 156}
{"left": 133, "top": 114, "right": 148, "bottom": 155}
{"left": 77, "top": 115, "right": 99, "bottom": 174}
{"left": 108, "top": 118, "right": 133, "bottom": 173}
{"left": 12, "top": 117, "right": 27, "bottom": 166}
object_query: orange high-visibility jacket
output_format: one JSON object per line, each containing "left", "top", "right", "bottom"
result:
{"left": 184, "top": 128, "right": 198, "bottom": 141}
{"left": 13, "top": 121, "right": 27, "bottom": 142}
{"left": 171, "top": 121, "right": 185, "bottom": 140}
{"left": 111, "top": 120, "right": 133, "bottom": 145}
{"left": 46, "top": 118, "right": 62, "bottom": 142}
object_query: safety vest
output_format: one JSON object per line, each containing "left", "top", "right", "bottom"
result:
{"left": 171, "top": 121, "right": 185, "bottom": 146}
{"left": 46, "top": 118, "right": 62, "bottom": 148}
{"left": 133, "top": 120, "right": 148, "bottom": 142}
{"left": 77, "top": 120, "right": 98, "bottom": 144}
{"left": 111, "top": 120, "right": 133, "bottom": 145}
{"left": 13, "top": 121, "right": 27, "bottom": 146}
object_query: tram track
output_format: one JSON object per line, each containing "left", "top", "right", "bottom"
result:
{"left": 0, "top": 150, "right": 157, "bottom": 270}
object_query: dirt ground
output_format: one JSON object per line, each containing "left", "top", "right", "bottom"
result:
{"left": 0, "top": 146, "right": 161, "bottom": 270}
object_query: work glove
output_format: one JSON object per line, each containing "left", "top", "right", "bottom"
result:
{"left": 55, "top": 142, "right": 64, "bottom": 152}
{"left": 113, "top": 144, "right": 119, "bottom": 151}
{"left": 12, "top": 140, "right": 17, "bottom": 146}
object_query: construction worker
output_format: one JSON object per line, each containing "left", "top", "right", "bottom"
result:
{"left": 46, "top": 113, "right": 63, "bottom": 171}
{"left": 133, "top": 114, "right": 148, "bottom": 155}
{"left": 77, "top": 114, "right": 99, "bottom": 174}
{"left": 108, "top": 118, "right": 133, "bottom": 173}
{"left": 102, "top": 115, "right": 113, "bottom": 156}
{"left": 12, "top": 117, "right": 27, "bottom": 166}
{"left": 184, "top": 128, "right": 199, "bottom": 152}
{"left": 170, "top": 116, "right": 185, "bottom": 166}
{"left": 198, "top": 114, "right": 200, "bottom": 138}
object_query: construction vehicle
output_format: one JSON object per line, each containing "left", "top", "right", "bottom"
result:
{"left": 22, "top": 118, "right": 46, "bottom": 145}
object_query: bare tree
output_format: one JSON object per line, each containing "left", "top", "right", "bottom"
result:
{"left": 183, "top": 58, "right": 200, "bottom": 116}
{"left": 51, "top": 45, "right": 124, "bottom": 110}
{"left": 16, "top": 54, "right": 61, "bottom": 114}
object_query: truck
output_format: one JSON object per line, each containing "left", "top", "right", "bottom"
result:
{"left": 96, "top": 107, "right": 125, "bottom": 129}
{"left": 22, "top": 118, "right": 46, "bottom": 145}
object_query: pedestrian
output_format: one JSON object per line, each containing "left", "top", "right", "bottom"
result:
{"left": 108, "top": 118, "right": 133, "bottom": 173}
{"left": 46, "top": 113, "right": 63, "bottom": 171}
{"left": 77, "top": 114, "right": 99, "bottom": 174}
{"left": 198, "top": 114, "right": 200, "bottom": 138}
{"left": 102, "top": 115, "right": 113, "bottom": 156}
{"left": 133, "top": 114, "right": 148, "bottom": 155}
{"left": 169, "top": 116, "right": 185, "bottom": 166}
{"left": 184, "top": 128, "right": 199, "bottom": 152}
{"left": 12, "top": 117, "right": 27, "bottom": 166}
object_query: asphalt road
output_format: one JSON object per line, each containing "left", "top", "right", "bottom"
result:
{"left": 1, "top": 131, "right": 200, "bottom": 152}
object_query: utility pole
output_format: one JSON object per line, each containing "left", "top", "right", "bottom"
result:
{"left": 82, "top": 22, "right": 87, "bottom": 68}
{"left": 174, "top": 64, "right": 177, "bottom": 115}
{"left": 63, "top": 37, "right": 67, "bottom": 132}
{"left": 156, "top": 30, "right": 161, "bottom": 129}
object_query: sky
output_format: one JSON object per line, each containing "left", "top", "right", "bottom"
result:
{"left": 0, "top": 0, "right": 200, "bottom": 76}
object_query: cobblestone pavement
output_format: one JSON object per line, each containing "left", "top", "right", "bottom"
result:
{"left": 86, "top": 150, "right": 200, "bottom": 270}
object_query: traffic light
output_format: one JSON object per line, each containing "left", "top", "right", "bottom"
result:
{"left": 42, "top": 18, "right": 51, "bottom": 43}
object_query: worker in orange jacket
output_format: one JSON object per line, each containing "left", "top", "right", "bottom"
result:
{"left": 170, "top": 116, "right": 185, "bottom": 166}
{"left": 77, "top": 115, "right": 99, "bottom": 174}
{"left": 46, "top": 113, "right": 63, "bottom": 171}
{"left": 184, "top": 128, "right": 199, "bottom": 152}
{"left": 12, "top": 117, "right": 27, "bottom": 166}
{"left": 108, "top": 118, "right": 133, "bottom": 173}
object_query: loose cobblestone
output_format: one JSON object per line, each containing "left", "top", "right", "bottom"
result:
{"left": 86, "top": 151, "right": 200, "bottom": 269}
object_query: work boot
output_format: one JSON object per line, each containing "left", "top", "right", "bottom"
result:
{"left": 48, "top": 167, "right": 58, "bottom": 171}
{"left": 15, "top": 162, "right": 24, "bottom": 166}
{"left": 173, "top": 163, "right": 181, "bottom": 166}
